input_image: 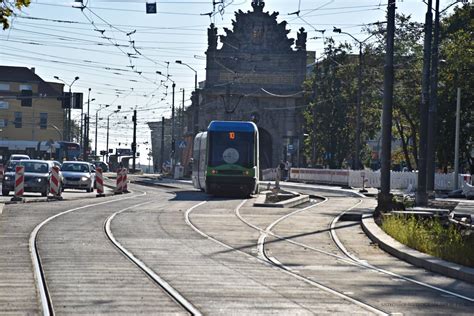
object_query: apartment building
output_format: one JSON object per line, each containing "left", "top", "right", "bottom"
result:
{"left": 0, "top": 66, "right": 64, "bottom": 141}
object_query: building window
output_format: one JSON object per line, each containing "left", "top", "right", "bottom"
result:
{"left": 14, "top": 112, "right": 22, "bottom": 128}
{"left": 40, "top": 113, "right": 47, "bottom": 129}
{"left": 0, "top": 83, "right": 10, "bottom": 91}
{"left": 0, "top": 101, "right": 9, "bottom": 109}
{"left": 0, "top": 119, "right": 6, "bottom": 128}
{"left": 19, "top": 84, "right": 32, "bottom": 91}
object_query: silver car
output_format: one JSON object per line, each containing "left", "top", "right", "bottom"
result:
{"left": 61, "top": 161, "right": 96, "bottom": 192}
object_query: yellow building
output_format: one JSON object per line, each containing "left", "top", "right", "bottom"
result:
{"left": 0, "top": 66, "right": 65, "bottom": 142}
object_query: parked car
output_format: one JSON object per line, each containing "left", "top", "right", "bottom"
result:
{"left": 2, "top": 160, "right": 61, "bottom": 196}
{"left": 61, "top": 161, "right": 96, "bottom": 192}
{"left": 92, "top": 161, "right": 109, "bottom": 172}
{"left": 9, "top": 154, "right": 30, "bottom": 161}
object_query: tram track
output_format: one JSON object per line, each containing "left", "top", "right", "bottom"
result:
{"left": 233, "top": 192, "right": 474, "bottom": 305}
{"left": 29, "top": 186, "right": 200, "bottom": 316}
{"left": 185, "top": 198, "right": 389, "bottom": 315}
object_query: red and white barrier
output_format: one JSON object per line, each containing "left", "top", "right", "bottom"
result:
{"left": 115, "top": 168, "right": 124, "bottom": 194}
{"left": 48, "top": 166, "right": 62, "bottom": 199}
{"left": 96, "top": 167, "right": 105, "bottom": 197}
{"left": 13, "top": 165, "right": 25, "bottom": 201}
{"left": 121, "top": 168, "right": 128, "bottom": 193}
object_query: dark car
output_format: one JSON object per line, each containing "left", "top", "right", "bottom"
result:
{"left": 2, "top": 160, "right": 61, "bottom": 196}
{"left": 92, "top": 161, "right": 109, "bottom": 172}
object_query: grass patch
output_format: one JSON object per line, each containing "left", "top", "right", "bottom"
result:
{"left": 381, "top": 215, "right": 474, "bottom": 267}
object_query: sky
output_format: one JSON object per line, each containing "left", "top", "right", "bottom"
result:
{"left": 0, "top": 0, "right": 464, "bottom": 165}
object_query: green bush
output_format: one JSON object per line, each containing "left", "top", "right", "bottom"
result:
{"left": 381, "top": 215, "right": 474, "bottom": 267}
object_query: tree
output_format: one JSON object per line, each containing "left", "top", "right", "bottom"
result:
{"left": 303, "top": 39, "right": 360, "bottom": 169}
{"left": 367, "top": 14, "right": 425, "bottom": 171}
{"left": 0, "top": 0, "right": 30, "bottom": 30}
{"left": 436, "top": 5, "right": 473, "bottom": 173}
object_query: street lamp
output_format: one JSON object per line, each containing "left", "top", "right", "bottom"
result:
{"left": 106, "top": 107, "right": 121, "bottom": 163}
{"left": 333, "top": 27, "right": 377, "bottom": 170}
{"left": 54, "top": 75, "right": 79, "bottom": 142}
{"left": 95, "top": 104, "right": 110, "bottom": 158}
{"left": 175, "top": 60, "right": 199, "bottom": 135}
{"left": 157, "top": 70, "right": 177, "bottom": 176}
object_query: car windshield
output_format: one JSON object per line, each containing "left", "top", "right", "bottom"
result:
{"left": 62, "top": 163, "right": 90, "bottom": 173}
{"left": 208, "top": 131, "right": 254, "bottom": 168}
{"left": 19, "top": 161, "right": 49, "bottom": 173}
{"left": 6, "top": 161, "right": 20, "bottom": 171}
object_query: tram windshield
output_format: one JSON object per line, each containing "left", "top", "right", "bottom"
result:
{"left": 208, "top": 131, "right": 254, "bottom": 168}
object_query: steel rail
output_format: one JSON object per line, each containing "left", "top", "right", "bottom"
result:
{"left": 105, "top": 203, "right": 202, "bottom": 316}
{"left": 330, "top": 205, "right": 474, "bottom": 302}
{"left": 29, "top": 191, "right": 147, "bottom": 316}
{"left": 185, "top": 199, "right": 389, "bottom": 316}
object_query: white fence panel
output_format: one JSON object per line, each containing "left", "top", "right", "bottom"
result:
{"left": 262, "top": 168, "right": 277, "bottom": 181}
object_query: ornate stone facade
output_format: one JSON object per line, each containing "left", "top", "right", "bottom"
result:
{"left": 149, "top": 1, "right": 309, "bottom": 171}
{"left": 199, "top": 1, "right": 308, "bottom": 169}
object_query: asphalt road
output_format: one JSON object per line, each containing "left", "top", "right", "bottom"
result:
{"left": 0, "top": 181, "right": 473, "bottom": 315}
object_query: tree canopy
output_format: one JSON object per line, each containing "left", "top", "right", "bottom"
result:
{"left": 0, "top": 0, "right": 30, "bottom": 30}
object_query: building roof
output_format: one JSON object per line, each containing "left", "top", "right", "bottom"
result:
{"left": 0, "top": 65, "right": 63, "bottom": 97}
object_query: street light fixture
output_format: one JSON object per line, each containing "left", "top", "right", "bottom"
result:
{"left": 95, "top": 104, "right": 110, "bottom": 159}
{"left": 157, "top": 69, "right": 177, "bottom": 176}
{"left": 175, "top": 60, "right": 200, "bottom": 136}
{"left": 332, "top": 27, "right": 377, "bottom": 170}
{"left": 54, "top": 75, "right": 79, "bottom": 142}
{"left": 106, "top": 107, "right": 121, "bottom": 163}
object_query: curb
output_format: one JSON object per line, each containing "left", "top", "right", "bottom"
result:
{"left": 131, "top": 179, "right": 180, "bottom": 189}
{"left": 254, "top": 190, "right": 309, "bottom": 208}
{"left": 361, "top": 213, "right": 474, "bottom": 284}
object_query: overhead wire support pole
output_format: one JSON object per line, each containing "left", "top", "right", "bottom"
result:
{"left": 132, "top": 109, "right": 137, "bottom": 173}
{"left": 416, "top": 0, "right": 433, "bottom": 206}
{"left": 171, "top": 82, "right": 176, "bottom": 177}
{"left": 427, "top": 0, "right": 440, "bottom": 193}
{"left": 378, "top": 0, "right": 396, "bottom": 210}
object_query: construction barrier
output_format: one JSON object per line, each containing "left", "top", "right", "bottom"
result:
{"left": 121, "top": 168, "right": 129, "bottom": 193}
{"left": 115, "top": 168, "right": 124, "bottom": 194}
{"left": 12, "top": 165, "right": 25, "bottom": 201}
{"left": 96, "top": 167, "right": 105, "bottom": 197}
{"left": 48, "top": 166, "right": 62, "bottom": 199}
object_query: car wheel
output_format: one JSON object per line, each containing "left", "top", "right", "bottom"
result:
{"left": 41, "top": 188, "right": 48, "bottom": 197}
{"left": 2, "top": 189, "right": 9, "bottom": 196}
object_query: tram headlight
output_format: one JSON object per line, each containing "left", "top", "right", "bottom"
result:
{"left": 243, "top": 170, "right": 249, "bottom": 176}
{"left": 211, "top": 169, "right": 218, "bottom": 175}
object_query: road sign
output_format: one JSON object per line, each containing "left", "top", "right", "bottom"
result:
{"left": 178, "top": 140, "right": 186, "bottom": 149}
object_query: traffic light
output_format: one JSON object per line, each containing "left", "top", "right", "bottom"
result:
{"left": 61, "top": 92, "right": 72, "bottom": 108}
{"left": 73, "top": 92, "right": 83, "bottom": 109}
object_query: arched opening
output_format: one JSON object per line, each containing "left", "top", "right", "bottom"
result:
{"left": 258, "top": 127, "right": 272, "bottom": 170}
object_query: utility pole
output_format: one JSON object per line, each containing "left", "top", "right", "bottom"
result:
{"left": 83, "top": 115, "right": 89, "bottom": 160}
{"left": 171, "top": 82, "right": 176, "bottom": 177}
{"left": 454, "top": 88, "right": 461, "bottom": 190}
{"left": 355, "top": 44, "right": 363, "bottom": 170}
{"left": 427, "top": 0, "right": 440, "bottom": 192}
{"left": 181, "top": 88, "right": 185, "bottom": 164}
{"left": 416, "top": 0, "right": 433, "bottom": 206}
{"left": 106, "top": 116, "right": 110, "bottom": 164}
{"left": 378, "top": 0, "right": 396, "bottom": 210}
{"left": 160, "top": 116, "right": 165, "bottom": 173}
{"left": 132, "top": 109, "right": 137, "bottom": 173}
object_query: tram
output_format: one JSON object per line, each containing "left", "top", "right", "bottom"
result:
{"left": 192, "top": 121, "right": 259, "bottom": 196}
